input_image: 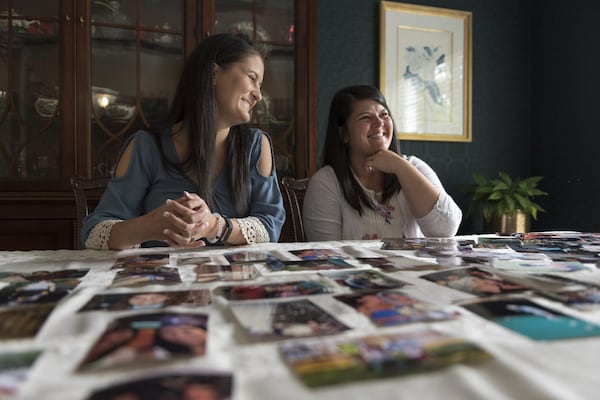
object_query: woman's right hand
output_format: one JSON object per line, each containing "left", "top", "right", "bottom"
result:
{"left": 109, "top": 192, "right": 217, "bottom": 250}
{"left": 160, "top": 191, "right": 219, "bottom": 248}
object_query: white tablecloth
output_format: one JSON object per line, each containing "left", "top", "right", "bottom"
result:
{"left": 1, "top": 239, "right": 599, "bottom": 400}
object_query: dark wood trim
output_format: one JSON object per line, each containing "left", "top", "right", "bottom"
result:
{"left": 0, "top": 191, "right": 76, "bottom": 218}
{"left": 199, "top": 0, "right": 215, "bottom": 41}
{"left": 0, "top": 190, "right": 78, "bottom": 249}
{"left": 62, "top": 0, "right": 77, "bottom": 178}
{"left": 0, "top": 219, "right": 74, "bottom": 250}
{"left": 74, "top": 0, "right": 92, "bottom": 178}
{"left": 185, "top": 0, "right": 200, "bottom": 55}
{"left": 294, "top": 0, "right": 317, "bottom": 178}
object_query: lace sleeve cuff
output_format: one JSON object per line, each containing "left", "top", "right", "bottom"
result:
{"left": 84, "top": 219, "right": 122, "bottom": 250}
{"left": 236, "top": 216, "right": 270, "bottom": 244}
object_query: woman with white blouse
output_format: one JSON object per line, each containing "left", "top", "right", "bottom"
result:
{"left": 303, "top": 85, "right": 462, "bottom": 241}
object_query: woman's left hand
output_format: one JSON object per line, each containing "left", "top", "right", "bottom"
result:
{"left": 367, "top": 150, "right": 408, "bottom": 175}
{"left": 161, "top": 191, "right": 216, "bottom": 248}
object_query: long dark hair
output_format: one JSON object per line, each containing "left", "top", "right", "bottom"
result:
{"left": 166, "top": 33, "right": 264, "bottom": 215}
{"left": 321, "top": 85, "right": 402, "bottom": 215}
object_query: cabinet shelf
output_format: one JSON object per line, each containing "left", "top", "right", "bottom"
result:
{"left": 14, "top": 32, "right": 58, "bottom": 44}
{"left": 91, "top": 37, "right": 183, "bottom": 54}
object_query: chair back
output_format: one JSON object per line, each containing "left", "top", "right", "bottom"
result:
{"left": 279, "top": 176, "right": 310, "bottom": 242}
{"left": 70, "top": 176, "right": 109, "bottom": 249}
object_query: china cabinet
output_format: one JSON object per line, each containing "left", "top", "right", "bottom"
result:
{"left": 0, "top": 0, "right": 316, "bottom": 250}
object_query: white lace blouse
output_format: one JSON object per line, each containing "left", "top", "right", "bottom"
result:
{"left": 302, "top": 156, "right": 462, "bottom": 241}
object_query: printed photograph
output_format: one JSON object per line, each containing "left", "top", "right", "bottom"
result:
{"left": 111, "top": 253, "right": 171, "bottom": 269}
{"left": 0, "top": 350, "right": 43, "bottom": 396}
{"left": 326, "top": 270, "right": 409, "bottom": 291}
{"left": 87, "top": 372, "right": 232, "bottom": 400}
{"left": 0, "top": 269, "right": 89, "bottom": 283}
{"left": 457, "top": 251, "right": 549, "bottom": 267}
{"left": 461, "top": 297, "right": 600, "bottom": 341}
{"left": 380, "top": 237, "right": 441, "bottom": 250}
{"left": 78, "top": 290, "right": 211, "bottom": 312}
{"left": 492, "top": 258, "right": 593, "bottom": 273}
{"left": 334, "top": 290, "right": 457, "bottom": 326}
{"left": 111, "top": 266, "right": 181, "bottom": 288}
{"left": 266, "top": 259, "right": 354, "bottom": 273}
{"left": 0, "top": 280, "right": 72, "bottom": 306}
{"left": 0, "top": 269, "right": 87, "bottom": 307}
{"left": 217, "top": 279, "right": 332, "bottom": 301}
{"left": 279, "top": 329, "right": 491, "bottom": 387}
{"left": 534, "top": 275, "right": 600, "bottom": 310}
{"left": 177, "top": 256, "right": 211, "bottom": 267}
{"left": 356, "top": 257, "right": 440, "bottom": 272}
{"left": 195, "top": 264, "right": 259, "bottom": 282}
{"left": 420, "top": 267, "right": 530, "bottom": 297}
{"left": 223, "top": 250, "right": 273, "bottom": 263}
{"left": 474, "top": 237, "right": 522, "bottom": 249}
{"left": 78, "top": 312, "right": 209, "bottom": 370}
{"left": 288, "top": 248, "right": 348, "bottom": 260}
{"left": 0, "top": 304, "right": 55, "bottom": 339}
{"left": 229, "top": 298, "right": 349, "bottom": 341}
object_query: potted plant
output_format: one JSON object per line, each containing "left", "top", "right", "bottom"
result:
{"left": 466, "top": 171, "right": 548, "bottom": 234}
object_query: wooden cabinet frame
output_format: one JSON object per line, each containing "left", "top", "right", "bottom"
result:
{"left": 0, "top": 0, "right": 316, "bottom": 250}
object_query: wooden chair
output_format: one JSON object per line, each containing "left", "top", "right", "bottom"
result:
{"left": 279, "top": 176, "right": 310, "bottom": 242}
{"left": 70, "top": 176, "right": 109, "bottom": 249}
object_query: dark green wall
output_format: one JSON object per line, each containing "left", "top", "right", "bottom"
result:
{"left": 316, "top": 0, "right": 600, "bottom": 233}
{"left": 531, "top": 1, "right": 600, "bottom": 232}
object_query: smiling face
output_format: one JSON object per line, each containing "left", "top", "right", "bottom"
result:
{"left": 213, "top": 54, "right": 264, "bottom": 130}
{"left": 345, "top": 99, "right": 394, "bottom": 159}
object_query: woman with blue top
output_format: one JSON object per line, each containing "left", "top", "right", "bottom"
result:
{"left": 81, "top": 33, "right": 285, "bottom": 249}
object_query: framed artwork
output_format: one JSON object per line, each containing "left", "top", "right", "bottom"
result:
{"left": 379, "top": 1, "right": 472, "bottom": 142}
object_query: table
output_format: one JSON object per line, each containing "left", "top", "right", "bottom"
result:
{"left": 1, "top": 238, "right": 599, "bottom": 400}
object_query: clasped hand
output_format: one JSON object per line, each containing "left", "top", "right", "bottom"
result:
{"left": 160, "top": 191, "right": 216, "bottom": 248}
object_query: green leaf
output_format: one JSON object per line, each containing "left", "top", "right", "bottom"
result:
{"left": 498, "top": 171, "right": 512, "bottom": 185}
{"left": 492, "top": 182, "right": 509, "bottom": 191}
{"left": 505, "top": 196, "right": 515, "bottom": 211}
{"left": 487, "top": 191, "right": 503, "bottom": 201}
{"left": 531, "top": 208, "right": 538, "bottom": 220}
{"left": 523, "top": 176, "right": 543, "bottom": 186}
{"left": 513, "top": 193, "right": 530, "bottom": 210}
{"left": 531, "top": 188, "right": 548, "bottom": 196}
{"left": 473, "top": 173, "right": 487, "bottom": 186}
{"left": 483, "top": 203, "right": 494, "bottom": 222}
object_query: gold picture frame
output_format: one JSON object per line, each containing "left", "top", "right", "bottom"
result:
{"left": 380, "top": 1, "right": 472, "bottom": 142}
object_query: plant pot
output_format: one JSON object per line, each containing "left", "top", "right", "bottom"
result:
{"left": 484, "top": 210, "right": 530, "bottom": 235}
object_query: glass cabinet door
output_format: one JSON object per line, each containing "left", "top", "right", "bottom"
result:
{"left": 214, "top": 0, "right": 296, "bottom": 178}
{"left": 89, "top": 0, "right": 185, "bottom": 178}
{"left": 0, "top": 1, "right": 62, "bottom": 179}
{"left": 0, "top": 0, "right": 314, "bottom": 249}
